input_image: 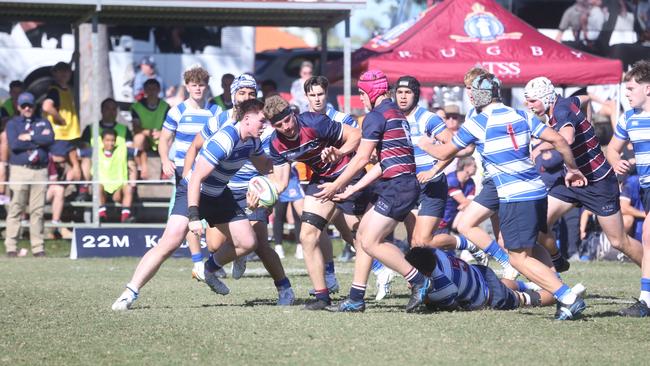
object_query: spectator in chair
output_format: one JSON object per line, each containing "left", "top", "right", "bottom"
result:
{"left": 131, "top": 78, "right": 170, "bottom": 180}
{"left": 4, "top": 92, "right": 54, "bottom": 257}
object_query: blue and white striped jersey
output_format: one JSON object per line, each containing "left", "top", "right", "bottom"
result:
{"left": 200, "top": 109, "right": 233, "bottom": 140}
{"left": 406, "top": 106, "right": 447, "bottom": 175}
{"left": 452, "top": 103, "right": 547, "bottom": 203}
{"left": 427, "top": 249, "right": 489, "bottom": 310}
{"left": 325, "top": 104, "right": 358, "bottom": 128}
{"left": 192, "top": 122, "right": 264, "bottom": 197}
{"left": 615, "top": 108, "right": 650, "bottom": 188}
{"left": 206, "top": 102, "right": 223, "bottom": 117}
{"left": 227, "top": 126, "right": 273, "bottom": 191}
{"left": 163, "top": 101, "right": 214, "bottom": 167}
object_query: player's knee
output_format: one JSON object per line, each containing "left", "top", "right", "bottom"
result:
{"left": 236, "top": 234, "right": 257, "bottom": 252}
{"left": 300, "top": 211, "right": 327, "bottom": 244}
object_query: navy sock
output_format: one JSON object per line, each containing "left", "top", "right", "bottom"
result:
{"left": 314, "top": 289, "right": 330, "bottom": 303}
{"left": 349, "top": 283, "right": 366, "bottom": 302}
{"left": 325, "top": 261, "right": 335, "bottom": 275}
{"left": 405, "top": 267, "right": 426, "bottom": 286}
{"left": 205, "top": 254, "right": 222, "bottom": 273}
{"left": 274, "top": 277, "right": 291, "bottom": 290}
{"left": 485, "top": 241, "right": 510, "bottom": 267}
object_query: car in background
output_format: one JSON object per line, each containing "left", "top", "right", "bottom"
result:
{"left": 255, "top": 48, "right": 343, "bottom": 93}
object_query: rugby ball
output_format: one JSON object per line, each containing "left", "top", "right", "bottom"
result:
{"left": 248, "top": 176, "right": 279, "bottom": 208}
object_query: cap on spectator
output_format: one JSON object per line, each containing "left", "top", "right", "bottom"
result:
{"left": 140, "top": 56, "right": 156, "bottom": 67}
{"left": 443, "top": 104, "right": 463, "bottom": 116}
{"left": 52, "top": 61, "right": 71, "bottom": 72}
{"left": 17, "top": 92, "right": 35, "bottom": 106}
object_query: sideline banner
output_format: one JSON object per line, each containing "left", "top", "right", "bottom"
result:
{"left": 70, "top": 227, "right": 207, "bottom": 259}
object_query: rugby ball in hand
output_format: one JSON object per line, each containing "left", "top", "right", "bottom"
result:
{"left": 248, "top": 176, "right": 279, "bottom": 208}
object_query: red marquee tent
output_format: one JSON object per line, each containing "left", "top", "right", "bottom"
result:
{"left": 340, "top": 0, "right": 622, "bottom": 86}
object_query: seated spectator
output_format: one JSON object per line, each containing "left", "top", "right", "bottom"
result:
{"left": 556, "top": 0, "right": 590, "bottom": 41}
{"left": 78, "top": 98, "right": 138, "bottom": 202}
{"left": 620, "top": 174, "right": 645, "bottom": 241}
{"left": 133, "top": 56, "right": 165, "bottom": 100}
{"left": 0, "top": 80, "right": 23, "bottom": 202}
{"left": 261, "top": 79, "right": 279, "bottom": 100}
{"left": 45, "top": 156, "right": 71, "bottom": 239}
{"left": 96, "top": 129, "right": 134, "bottom": 223}
{"left": 131, "top": 79, "right": 170, "bottom": 179}
{"left": 4, "top": 92, "right": 54, "bottom": 257}
{"left": 290, "top": 61, "right": 313, "bottom": 113}
{"left": 206, "top": 73, "right": 234, "bottom": 114}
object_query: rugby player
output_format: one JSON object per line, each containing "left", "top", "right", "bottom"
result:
{"left": 111, "top": 66, "right": 214, "bottom": 310}
{"left": 525, "top": 76, "right": 644, "bottom": 274}
{"left": 606, "top": 60, "right": 650, "bottom": 317}
{"left": 419, "top": 73, "right": 589, "bottom": 320}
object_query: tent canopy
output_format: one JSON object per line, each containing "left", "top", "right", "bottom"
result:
{"left": 340, "top": 0, "right": 622, "bottom": 86}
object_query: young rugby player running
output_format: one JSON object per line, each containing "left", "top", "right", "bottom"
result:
{"left": 263, "top": 95, "right": 364, "bottom": 310}
{"left": 184, "top": 74, "right": 295, "bottom": 305}
{"left": 112, "top": 66, "right": 215, "bottom": 310}
{"left": 525, "top": 76, "right": 644, "bottom": 274}
{"left": 186, "top": 99, "right": 272, "bottom": 301}
{"left": 419, "top": 74, "right": 589, "bottom": 320}
{"left": 606, "top": 60, "right": 650, "bottom": 317}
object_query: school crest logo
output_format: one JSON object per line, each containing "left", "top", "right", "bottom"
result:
{"left": 450, "top": 3, "right": 522, "bottom": 44}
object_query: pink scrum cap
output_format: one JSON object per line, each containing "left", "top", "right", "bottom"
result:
{"left": 358, "top": 69, "right": 388, "bottom": 104}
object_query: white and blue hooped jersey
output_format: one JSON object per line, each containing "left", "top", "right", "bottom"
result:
{"left": 201, "top": 109, "right": 234, "bottom": 140}
{"left": 163, "top": 100, "right": 214, "bottom": 167}
{"left": 615, "top": 109, "right": 650, "bottom": 188}
{"left": 452, "top": 103, "right": 547, "bottom": 203}
{"left": 194, "top": 122, "right": 264, "bottom": 197}
{"left": 406, "top": 106, "right": 446, "bottom": 175}
{"left": 227, "top": 126, "right": 274, "bottom": 191}
{"left": 325, "top": 104, "right": 358, "bottom": 128}
{"left": 428, "top": 249, "right": 489, "bottom": 310}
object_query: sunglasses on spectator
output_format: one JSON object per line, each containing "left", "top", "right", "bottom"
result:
{"left": 20, "top": 104, "right": 34, "bottom": 109}
{"left": 446, "top": 113, "right": 461, "bottom": 119}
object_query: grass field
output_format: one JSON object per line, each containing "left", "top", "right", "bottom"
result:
{"left": 1, "top": 240, "right": 649, "bottom": 365}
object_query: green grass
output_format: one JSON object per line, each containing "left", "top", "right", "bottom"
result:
{"left": 1, "top": 240, "right": 649, "bottom": 365}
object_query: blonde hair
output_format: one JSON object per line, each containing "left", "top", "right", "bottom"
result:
{"left": 183, "top": 65, "right": 210, "bottom": 84}
{"left": 263, "top": 95, "right": 289, "bottom": 120}
{"left": 463, "top": 67, "right": 488, "bottom": 87}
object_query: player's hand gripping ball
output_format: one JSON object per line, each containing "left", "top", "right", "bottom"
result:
{"left": 248, "top": 176, "right": 279, "bottom": 208}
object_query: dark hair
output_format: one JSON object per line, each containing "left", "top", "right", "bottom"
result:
{"left": 101, "top": 128, "right": 117, "bottom": 139}
{"left": 624, "top": 59, "right": 650, "bottom": 84}
{"left": 304, "top": 76, "right": 329, "bottom": 94}
{"left": 52, "top": 61, "right": 71, "bottom": 72}
{"left": 236, "top": 98, "right": 265, "bottom": 122}
{"left": 222, "top": 73, "right": 235, "bottom": 83}
{"left": 404, "top": 247, "right": 438, "bottom": 276}
{"left": 101, "top": 98, "right": 117, "bottom": 110}
{"left": 143, "top": 78, "right": 161, "bottom": 88}
{"left": 261, "top": 79, "right": 278, "bottom": 90}
{"left": 9, "top": 80, "right": 23, "bottom": 89}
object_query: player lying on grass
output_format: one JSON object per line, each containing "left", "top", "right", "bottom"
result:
{"left": 405, "top": 247, "right": 556, "bottom": 311}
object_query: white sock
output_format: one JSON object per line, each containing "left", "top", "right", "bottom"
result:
{"left": 639, "top": 291, "right": 650, "bottom": 304}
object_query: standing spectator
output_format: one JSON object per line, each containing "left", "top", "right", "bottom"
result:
{"left": 0, "top": 80, "right": 23, "bottom": 203}
{"left": 206, "top": 73, "right": 234, "bottom": 114}
{"left": 4, "top": 92, "right": 54, "bottom": 257}
{"left": 78, "top": 98, "right": 138, "bottom": 204}
{"left": 96, "top": 129, "right": 134, "bottom": 222}
{"left": 131, "top": 79, "right": 170, "bottom": 179}
{"left": 556, "top": 0, "right": 590, "bottom": 41}
{"left": 581, "top": 0, "right": 608, "bottom": 47}
{"left": 132, "top": 56, "right": 165, "bottom": 100}
{"left": 289, "top": 61, "right": 313, "bottom": 112}
{"left": 42, "top": 61, "right": 82, "bottom": 183}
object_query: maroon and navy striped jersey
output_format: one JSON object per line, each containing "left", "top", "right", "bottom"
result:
{"left": 362, "top": 99, "right": 416, "bottom": 179}
{"left": 269, "top": 112, "right": 351, "bottom": 178}
{"left": 549, "top": 96, "right": 611, "bottom": 182}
